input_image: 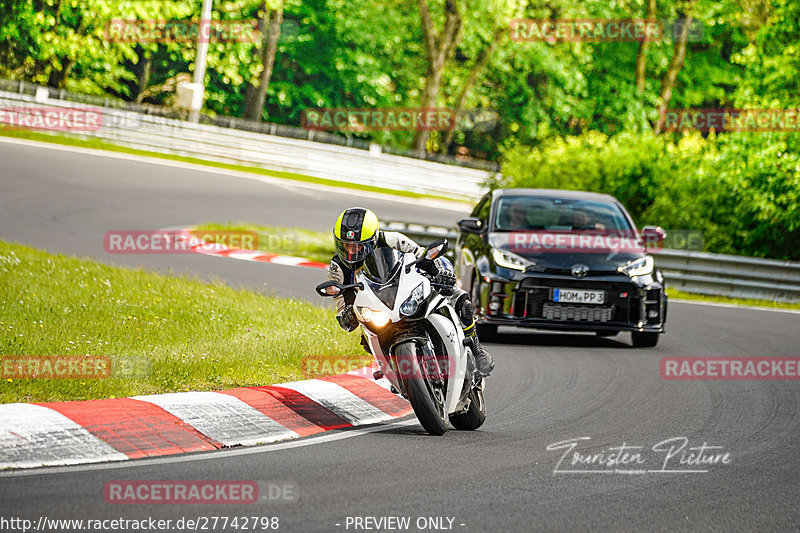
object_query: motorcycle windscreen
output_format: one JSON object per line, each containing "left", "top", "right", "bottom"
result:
{"left": 362, "top": 247, "right": 403, "bottom": 308}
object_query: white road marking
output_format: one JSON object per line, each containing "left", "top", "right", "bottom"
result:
{"left": 0, "top": 136, "right": 470, "bottom": 212}
{"left": 278, "top": 379, "right": 393, "bottom": 425}
{"left": 0, "top": 419, "right": 418, "bottom": 477}
{"left": 0, "top": 404, "right": 128, "bottom": 469}
{"left": 225, "top": 251, "right": 266, "bottom": 261}
{"left": 671, "top": 299, "right": 800, "bottom": 315}
{"left": 267, "top": 256, "right": 308, "bottom": 266}
{"left": 131, "top": 392, "right": 299, "bottom": 447}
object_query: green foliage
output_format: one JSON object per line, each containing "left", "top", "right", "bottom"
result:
{"left": 494, "top": 130, "right": 800, "bottom": 260}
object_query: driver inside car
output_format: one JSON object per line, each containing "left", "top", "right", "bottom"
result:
{"left": 327, "top": 207, "right": 495, "bottom": 376}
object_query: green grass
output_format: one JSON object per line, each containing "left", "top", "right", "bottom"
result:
{"left": 666, "top": 288, "right": 800, "bottom": 310}
{"left": 0, "top": 129, "right": 470, "bottom": 204}
{"left": 195, "top": 223, "right": 335, "bottom": 264}
{"left": 0, "top": 241, "right": 362, "bottom": 403}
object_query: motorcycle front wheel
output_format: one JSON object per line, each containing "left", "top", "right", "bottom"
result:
{"left": 394, "top": 340, "right": 447, "bottom": 436}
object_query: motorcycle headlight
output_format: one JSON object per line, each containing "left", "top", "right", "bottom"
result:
{"left": 492, "top": 248, "right": 535, "bottom": 271}
{"left": 399, "top": 283, "right": 425, "bottom": 317}
{"left": 360, "top": 307, "right": 391, "bottom": 327}
{"left": 618, "top": 255, "right": 654, "bottom": 277}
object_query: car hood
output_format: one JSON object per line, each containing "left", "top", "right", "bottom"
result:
{"left": 489, "top": 232, "right": 647, "bottom": 272}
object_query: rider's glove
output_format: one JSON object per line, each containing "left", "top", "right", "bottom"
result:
{"left": 433, "top": 269, "right": 456, "bottom": 296}
{"left": 337, "top": 305, "right": 359, "bottom": 332}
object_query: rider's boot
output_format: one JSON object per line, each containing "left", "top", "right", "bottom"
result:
{"left": 445, "top": 288, "right": 495, "bottom": 377}
{"left": 463, "top": 318, "right": 495, "bottom": 377}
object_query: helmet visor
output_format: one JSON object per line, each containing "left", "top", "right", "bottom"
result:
{"left": 335, "top": 236, "right": 376, "bottom": 264}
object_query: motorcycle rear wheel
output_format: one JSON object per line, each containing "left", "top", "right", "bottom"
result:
{"left": 449, "top": 385, "right": 486, "bottom": 430}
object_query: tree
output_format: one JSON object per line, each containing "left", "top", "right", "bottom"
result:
{"left": 655, "top": 3, "right": 696, "bottom": 134}
{"left": 635, "top": 0, "right": 658, "bottom": 93}
{"left": 413, "top": 0, "right": 463, "bottom": 152}
{"left": 243, "top": 0, "right": 284, "bottom": 120}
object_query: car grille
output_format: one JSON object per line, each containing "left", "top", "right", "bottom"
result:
{"left": 512, "top": 280, "right": 639, "bottom": 324}
{"left": 542, "top": 304, "right": 614, "bottom": 322}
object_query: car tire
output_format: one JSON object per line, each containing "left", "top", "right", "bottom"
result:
{"left": 476, "top": 323, "right": 497, "bottom": 340}
{"left": 631, "top": 331, "right": 659, "bottom": 347}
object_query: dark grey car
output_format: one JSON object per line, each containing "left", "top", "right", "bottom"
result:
{"left": 454, "top": 188, "right": 667, "bottom": 347}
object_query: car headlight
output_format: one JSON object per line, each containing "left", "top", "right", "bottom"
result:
{"left": 360, "top": 307, "right": 391, "bottom": 327}
{"left": 492, "top": 248, "right": 535, "bottom": 271}
{"left": 618, "top": 255, "right": 654, "bottom": 277}
{"left": 399, "top": 283, "right": 425, "bottom": 317}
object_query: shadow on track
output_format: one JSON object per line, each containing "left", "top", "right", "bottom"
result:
{"left": 484, "top": 330, "right": 631, "bottom": 349}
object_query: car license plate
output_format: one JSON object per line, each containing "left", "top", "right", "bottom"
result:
{"left": 552, "top": 288, "right": 605, "bottom": 304}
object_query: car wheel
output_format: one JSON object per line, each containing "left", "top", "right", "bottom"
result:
{"left": 470, "top": 274, "right": 497, "bottom": 340}
{"left": 476, "top": 323, "right": 498, "bottom": 340}
{"left": 469, "top": 272, "right": 482, "bottom": 308}
{"left": 631, "top": 331, "right": 659, "bottom": 347}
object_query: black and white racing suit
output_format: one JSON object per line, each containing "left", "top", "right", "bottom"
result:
{"left": 327, "top": 230, "right": 493, "bottom": 375}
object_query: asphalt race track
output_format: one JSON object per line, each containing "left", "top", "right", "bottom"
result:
{"left": 1, "top": 139, "right": 799, "bottom": 532}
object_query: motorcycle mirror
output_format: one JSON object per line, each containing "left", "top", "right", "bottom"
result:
{"left": 315, "top": 280, "right": 342, "bottom": 297}
{"left": 424, "top": 239, "right": 448, "bottom": 260}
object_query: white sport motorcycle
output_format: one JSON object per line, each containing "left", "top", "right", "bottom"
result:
{"left": 316, "top": 240, "right": 487, "bottom": 436}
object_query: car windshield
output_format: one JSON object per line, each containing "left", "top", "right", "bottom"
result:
{"left": 494, "top": 197, "right": 632, "bottom": 232}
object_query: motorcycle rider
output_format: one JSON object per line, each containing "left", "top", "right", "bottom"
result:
{"left": 327, "top": 207, "right": 495, "bottom": 376}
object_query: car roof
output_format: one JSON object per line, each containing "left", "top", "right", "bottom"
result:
{"left": 491, "top": 188, "right": 618, "bottom": 203}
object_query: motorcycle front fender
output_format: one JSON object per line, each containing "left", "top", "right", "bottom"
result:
{"left": 425, "top": 312, "right": 468, "bottom": 415}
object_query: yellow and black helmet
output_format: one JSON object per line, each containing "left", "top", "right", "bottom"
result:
{"left": 333, "top": 207, "right": 380, "bottom": 266}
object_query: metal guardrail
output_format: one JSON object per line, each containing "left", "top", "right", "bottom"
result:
{"left": 0, "top": 80, "right": 495, "bottom": 200}
{"left": 0, "top": 79, "right": 499, "bottom": 172}
{"left": 383, "top": 222, "right": 800, "bottom": 303}
{"left": 653, "top": 250, "right": 800, "bottom": 303}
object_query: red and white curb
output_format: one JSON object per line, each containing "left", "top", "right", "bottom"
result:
{"left": 0, "top": 370, "right": 411, "bottom": 470}
{"left": 184, "top": 231, "right": 327, "bottom": 269}
{"left": 192, "top": 245, "right": 327, "bottom": 269}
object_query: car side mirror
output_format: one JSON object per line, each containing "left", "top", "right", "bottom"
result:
{"left": 641, "top": 226, "right": 667, "bottom": 248}
{"left": 457, "top": 217, "right": 485, "bottom": 234}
